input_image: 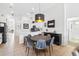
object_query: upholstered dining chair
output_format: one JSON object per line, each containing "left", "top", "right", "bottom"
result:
{"left": 50, "top": 37, "right": 55, "bottom": 46}
{"left": 46, "top": 37, "right": 55, "bottom": 47}
{"left": 25, "top": 35, "right": 34, "bottom": 55}
{"left": 35, "top": 40, "right": 47, "bottom": 49}
{"left": 28, "top": 34, "right": 31, "bottom": 38}
{"left": 50, "top": 37, "right": 55, "bottom": 55}
{"left": 46, "top": 36, "right": 55, "bottom": 55}
{"left": 47, "top": 34, "right": 51, "bottom": 39}
{"left": 27, "top": 37, "right": 34, "bottom": 48}
{"left": 24, "top": 34, "right": 32, "bottom": 46}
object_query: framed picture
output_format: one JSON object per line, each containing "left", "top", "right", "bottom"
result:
{"left": 23, "top": 23, "right": 29, "bottom": 29}
{"left": 47, "top": 20, "right": 55, "bottom": 28}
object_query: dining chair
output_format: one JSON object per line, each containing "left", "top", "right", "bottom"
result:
{"left": 46, "top": 37, "right": 54, "bottom": 46}
{"left": 46, "top": 37, "right": 55, "bottom": 55}
{"left": 24, "top": 34, "right": 32, "bottom": 46}
{"left": 24, "top": 36, "right": 27, "bottom": 45}
{"left": 27, "top": 37, "right": 33, "bottom": 48}
{"left": 25, "top": 35, "right": 34, "bottom": 55}
{"left": 35, "top": 39, "right": 47, "bottom": 49}
{"left": 50, "top": 37, "right": 55, "bottom": 54}
{"left": 35, "top": 39, "right": 47, "bottom": 55}
{"left": 50, "top": 37, "right": 55, "bottom": 46}
{"left": 47, "top": 34, "right": 51, "bottom": 39}
{"left": 28, "top": 34, "right": 31, "bottom": 38}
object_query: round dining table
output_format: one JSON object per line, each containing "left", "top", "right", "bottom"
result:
{"left": 31, "top": 35, "right": 50, "bottom": 41}
{"left": 30, "top": 34, "right": 52, "bottom": 51}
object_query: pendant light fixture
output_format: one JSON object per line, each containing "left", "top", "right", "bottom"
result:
{"left": 35, "top": 3, "right": 45, "bottom": 22}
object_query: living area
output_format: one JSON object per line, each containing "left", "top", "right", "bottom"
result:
{"left": 0, "top": 3, "right": 79, "bottom": 56}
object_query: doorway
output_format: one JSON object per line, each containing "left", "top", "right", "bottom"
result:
{"left": 67, "top": 17, "right": 79, "bottom": 45}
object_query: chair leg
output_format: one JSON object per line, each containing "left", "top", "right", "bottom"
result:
{"left": 26, "top": 47, "right": 27, "bottom": 51}
{"left": 51, "top": 46, "right": 53, "bottom": 56}
{"left": 35, "top": 49, "right": 38, "bottom": 56}
{"left": 49, "top": 46, "right": 51, "bottom": 56}
{"left": 25, "top": 47, "right": 27, "bottom": 55}
{"left": 36, "top": 49, "right": 39, "bottom": 56}
{"left": 52, "top": 46, "right": 53, "bottom": 52}
{"left": 50, "top": 46, "right": 51, "bottom": 56}
{"left": 25, "top": 47, "right": 29, "bottom": 56}
{"left": 33, "top": 47, "right": 34, "bottom": 50}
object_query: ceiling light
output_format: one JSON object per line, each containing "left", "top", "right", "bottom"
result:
{"left": 35, "top": 13, "right": 44, "bottom": 22}
{"left": 35, "top": 3, "right": 45, "bottom": 23}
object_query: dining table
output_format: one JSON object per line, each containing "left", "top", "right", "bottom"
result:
{"left": 30, "top": 34, "right": 52, "bottom": 54}
{"left": 31, "top": 34, "right": 50, "bottom": 41}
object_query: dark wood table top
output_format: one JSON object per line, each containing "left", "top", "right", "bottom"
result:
{"left": 31, "top": 35, "right": 50, "bottom": 41}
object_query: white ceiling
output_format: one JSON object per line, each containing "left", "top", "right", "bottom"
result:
{"left": 1, "top": 3, "right": 79, "bottom": 19}
{"left": 0, "top": 3, "right": 57, "bottom": 17}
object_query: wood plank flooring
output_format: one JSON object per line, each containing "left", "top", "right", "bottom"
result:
{"left": 0, "top": 35, "right": 76, "bottom": 56}
{"left": 14, "top": 44, "right": 75, "bottom": 56}
{"left": 0, "top": 43, "right": 75, "bottom": 56}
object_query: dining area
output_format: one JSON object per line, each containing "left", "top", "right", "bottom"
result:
{"left": 24, "top": 33, "right": 55, "bottom": 56}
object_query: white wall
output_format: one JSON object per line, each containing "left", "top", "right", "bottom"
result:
{"left": 45, "top": 3, "right": 65, "bottom": 45}
{"left": 18, "top": 3, "right": 65, "bottom": 45}
{"left": 6, "top": 14, "right": 15, "bottom": 32}
{"left": 19, "top": 16, "right": 32, "bottom": 43}
{"left": 49, "top": 4, "right": 64, "bottom": 45}
{"left": 0, "top": 3, "right": 67, "bottom": 45}
{"left": 66, "top": 3, "right": 79, "bottom": 18}
{"left": 45, "top": 4, "right": 64, "bottom": 33}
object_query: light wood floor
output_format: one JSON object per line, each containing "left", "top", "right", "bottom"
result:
{"left": 0, "top": 35, "right": 76, "bottom": 56}
{"left": 0, "top": 43, "right": 75, "bottom": 56}
{"left": 14, "top": 44, "right": 75, "bottom": 56}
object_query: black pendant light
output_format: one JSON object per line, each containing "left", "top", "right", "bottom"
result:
{"left": 35, "top": 13, "right": 44, "bottom": 22}
{"left": 35, "top": 4, "right": 45, "bottom": 23}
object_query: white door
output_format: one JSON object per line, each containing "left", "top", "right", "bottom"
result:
{"left": 68, "top": 18, "right": 79, "bottom": 43}
{"left": 70, "top": 22, "right": 79, "bottom": 43}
